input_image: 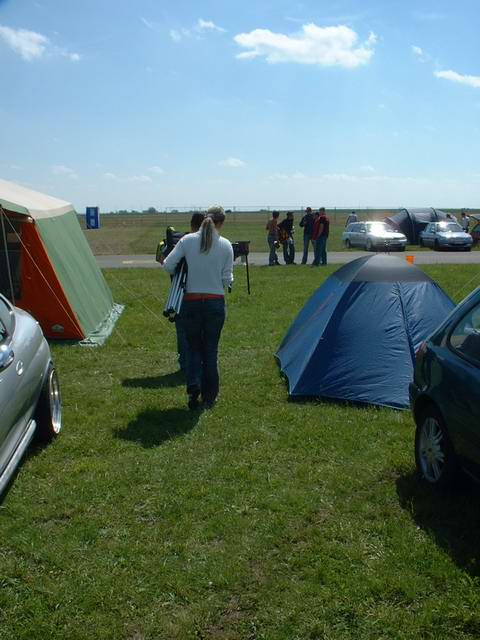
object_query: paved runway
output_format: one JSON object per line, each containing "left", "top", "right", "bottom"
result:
{"left": 96, "top": 250, "right": 480, "bottom": 269}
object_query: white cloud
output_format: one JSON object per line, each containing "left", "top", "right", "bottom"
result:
{"left": 0, "top": 23, "right": 80, "bottom": 62}
{"left": 219, "top": 157, "right": 246, "bottom": 168}
{"left": 359, "top": 164, "right": 375, "bottom": 173}
{"left": 52, "top": 164, "right": 78, "bottom": 179}
{"left": 411, "top": 45, "right": 432, "bottom": 64}
{"left": 197, "top": 18, "right": 226, "bottom": 33}
{"left": 149, "top": 166, "right": 165, "bottom": 174}
{"left": 103, "top": 172, "right": 118, "bottom": 180}
{"left": 411, "top": 45, "right": 423, "bottom": 57}
{"left": 130, "top": 175, "right": 152, "bottom": 183}
{"left": 170, "top": 28, "right": 191, "bottom": 42}
{"left": 434, "top": 69, "right": 480, "bottom": 89}
{"left": 413, "top": 11, "right": 446, "bottom": 21}
{"left": 234, "top": 23, "right": 376, "bottom": 68}
{"left": 0, "top": 24, "right": 49, "bottom": 60}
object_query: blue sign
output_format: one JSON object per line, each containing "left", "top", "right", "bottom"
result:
{"left": 86, "top": 206, "right": 100, "bottom": 229}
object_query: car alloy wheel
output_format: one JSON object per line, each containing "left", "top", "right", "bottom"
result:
{"left": 415, "top": 408, "right": 457, "bottom": 487}
{"left": 35, "top": 366, "right": 62, "bottom": 442}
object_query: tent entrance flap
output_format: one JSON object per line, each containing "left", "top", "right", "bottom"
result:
{"left": 0, "top": 212, "right": 22, "bottom": 302}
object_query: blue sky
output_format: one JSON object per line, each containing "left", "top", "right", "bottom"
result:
{"left": 1, "top": 0, "right": 479, "bottom": 211}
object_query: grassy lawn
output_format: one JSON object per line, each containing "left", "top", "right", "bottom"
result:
{"left": 1, "top": 264, "right": 480, "bottom": 639}
{"left": 81, "top": 210, "right": 480, "bottom": 256}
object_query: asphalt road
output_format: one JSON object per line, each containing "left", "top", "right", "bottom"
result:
{"left": 96, "top": 250, "right": 480, "bottom": 269}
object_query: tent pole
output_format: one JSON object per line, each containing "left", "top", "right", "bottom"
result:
{"left": 0, "top": 205, "right": 15, "bottom": 305}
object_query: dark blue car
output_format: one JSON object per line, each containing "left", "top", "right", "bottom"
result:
{"left": 410, "top": 286, "right": 480, "bottom": 486}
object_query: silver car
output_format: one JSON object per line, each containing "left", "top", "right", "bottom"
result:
{"left": 419, "top": 221, "right": 473, "bottom": 251}
{"left": 342, "top": 221, "right": 407, "bottom": 251}
{"left": 0, "top": 294, "right": 61, "bottom": 494}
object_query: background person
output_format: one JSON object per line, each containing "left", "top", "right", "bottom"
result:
{"left": 345, "top": 210, "right": 358, "bottom": 227}
{"left": 299, "top": 206, "right": 315, "bottom": 264}
{"left": 164, "top": 206, "right": 233, "bottom": 409}
{"left": 312, "top": 207, "right": 330, "bottom": 266}
{"left": 266, "top": 210, "right": 280, "bottom": 266}
{"left": 461, "top": 210, "right": 470, "bottom": 232}
{"left": 278, "top": 211, "right": 296, "bottom": 264}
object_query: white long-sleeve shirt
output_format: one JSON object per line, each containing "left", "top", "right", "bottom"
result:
{"left": 163, "top": 230, "right": 234, "bottom": 295}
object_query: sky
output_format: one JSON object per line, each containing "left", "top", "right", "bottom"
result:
{"left": 1, "top": 0, "right": 479, "bottom": 211}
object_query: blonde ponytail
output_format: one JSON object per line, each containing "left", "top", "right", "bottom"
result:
{"left": 200, "top": 217, "right": 215, "bottom": 253}
{"left": 200, "top": 206, "right": 226, "bottom": 253}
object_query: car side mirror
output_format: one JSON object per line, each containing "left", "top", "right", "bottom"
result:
{"left": 0, "top": 344, "right": 14, "bottom": 370}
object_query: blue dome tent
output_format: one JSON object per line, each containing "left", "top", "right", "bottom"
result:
{"left": 276, "top": 255, "right": 455, "bottom": 409}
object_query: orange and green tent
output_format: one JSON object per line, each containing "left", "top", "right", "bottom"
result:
{"left": 0, "top": 178, "right": 122, "bottom": 343}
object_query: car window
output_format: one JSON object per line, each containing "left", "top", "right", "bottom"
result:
{"left": 449, "top": 303, "right": 480, "bottom": 366}
{"left": 366, "top": 222, "right": 387, "bottom": 233}
{"left": 438, "top": 222, "right": 462, "bottom": 232}
{"left": 0, "top": 297, "right": 14, "bottom": 342}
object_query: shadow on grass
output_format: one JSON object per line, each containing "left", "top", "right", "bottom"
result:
{"left": 122, "top": 371, "right": 184, "bottom": 389}
{"left": 396, "top": 471, "right": 480, "bottom": 576}
{"left": 114, "top": 407, "right": 201, "bottom": 448}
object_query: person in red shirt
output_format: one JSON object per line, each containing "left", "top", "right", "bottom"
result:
{"left": 312, "top": 207, "right": 330, "bottom": 266}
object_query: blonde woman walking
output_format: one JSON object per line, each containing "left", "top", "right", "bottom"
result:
{"left": 164, "top": 206, "right": 234, "bottom": 409}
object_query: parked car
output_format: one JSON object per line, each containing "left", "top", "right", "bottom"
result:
{"left": 0, "top": 294, "right": 61, "bottom": 494}
{"left": 342, "top": 221, "right": 407, "bottom": 251}
{"left": 410, "top": 286, "right": 480, "bottom": 486}
{"left": 419, "top": 221, "right": 472, "bottom": 251}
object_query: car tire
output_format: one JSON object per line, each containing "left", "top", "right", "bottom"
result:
{"left": 414, "top": 405, "right": 458, "bottom": 488}
{"left": 366, "top": 239, "right": 374, "bottom": 252}
{"left": 434, "top": 240, "right": 441, "bottom": 251}
{"left": 35, "top": 366, "right": 62, "bottom": 443}
{"left": 345, "top": 239, "right": 351, "bottom": 249}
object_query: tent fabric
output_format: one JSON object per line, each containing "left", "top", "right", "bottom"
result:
{"left": 0, "top": 179, "right": 121, "bottom": 342}
{"left": 35, "top": 212, "right": 114, "bottom": 337}
{"left": 276, "top": 255, "right": 455, "bottom": 409}
{"left": 0, "top": 178, "right": 72, "bottom": 219}
{"left": 384, "top": 207, "right": 448, "bottom": 244}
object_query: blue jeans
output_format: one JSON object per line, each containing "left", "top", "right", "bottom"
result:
{"left": 313, "top": 236, "right": 328, "bottom": 265}
{"left": 282, "top": 239, "right": 295, "bottom": 264}
{"left": 302, "top": 234, "right": 313, "bottom": 264}
{"left": 180, "top": 298, "right": 226, "bottom": 402}
{"left": 267, "top": 235, "right": 279, "bottom": 265}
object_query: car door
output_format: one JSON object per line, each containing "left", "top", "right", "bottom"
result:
{"left": 443, "top": 301, "right": 480, "bottom": 475}
{"left": 356, "top": 223, "right": 367, "bottom": 247}
{"left": 0, "top": 297, "right": 22, "bottom": 468}
{"left": 422, "top": 223, "right": 433, "bottom": 246}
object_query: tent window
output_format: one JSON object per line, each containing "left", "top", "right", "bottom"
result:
{"left": 0, "top": 219, "right": 22, "bottom": 301}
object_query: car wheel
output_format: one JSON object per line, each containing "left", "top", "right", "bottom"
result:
{"left": 345, "top": 239, "right": 351, "bottom": 249}
{"left": 35, "top": 366, "right": 62, "bottom": 443}
{"left": 434, "top": 240, "right": 441, "bottom": 251}
{"left": 415, "top": 406, "right": 457, "bottom": 487}
{"left": 366, "top": 239, "right": 373, "bottom": 252}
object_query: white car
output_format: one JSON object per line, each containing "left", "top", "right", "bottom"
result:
{"left": 0, "top": 294, "right": 61, "bottom": 494}
{"left": 342, "top": 221, "right": 407, "bottom": 251}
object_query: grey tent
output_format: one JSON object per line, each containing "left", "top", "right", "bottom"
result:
{"left": 384, "top": 208, "right": 449, "bottom": 244}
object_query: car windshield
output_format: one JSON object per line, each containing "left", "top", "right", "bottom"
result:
{"left": 366, "top": 223, "right": 388, "bottom": 233}
{"left": 438, "top": 223, "right": 462, "bottom": 232}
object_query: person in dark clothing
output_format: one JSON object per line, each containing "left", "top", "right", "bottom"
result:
{"left": 299, "top": 206, "right": 315, "bottom": 264}
{"left": 312, "top": 208, "right": 330, "bottom": 266}
{"left": 278, "top": 211, "right": 295, "bottom": 264}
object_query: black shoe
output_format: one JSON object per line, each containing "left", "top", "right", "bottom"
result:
{"left": 203, "top": 398, "right": 216, "bottom": 410}
{"left": 187, "top": 386, "right": 201, "bottom": 410}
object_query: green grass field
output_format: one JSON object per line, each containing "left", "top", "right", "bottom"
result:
{"left": 81, "top": 210, "right": 480, "bottom": 256}
{"left": 1, "top": 264, "right": 479, "bottom": 639}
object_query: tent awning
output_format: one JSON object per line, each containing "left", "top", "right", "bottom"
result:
{"left": 0, "top": 178, "right": 73, "bottom": 220}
